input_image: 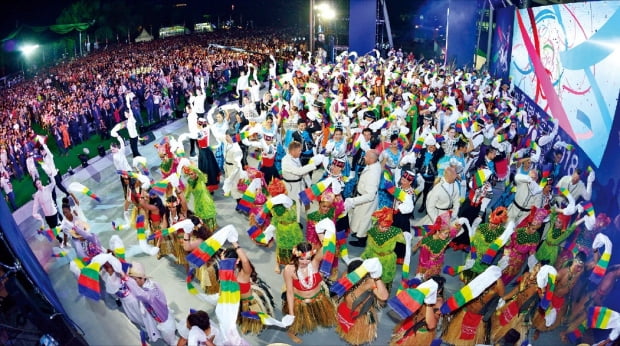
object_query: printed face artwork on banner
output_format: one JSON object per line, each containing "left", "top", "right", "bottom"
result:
{"left": 510, "top": 1, "right": 620, "bottom": 167}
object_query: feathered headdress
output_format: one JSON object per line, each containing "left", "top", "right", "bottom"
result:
{"left": 372, "top": 207, "right": 394, "bottom": 227}
{"left": 267, "top": 178, "right": 287, "bottom": 197}
{"left": 489, "top": 207, "right": 508, "bottom": 225}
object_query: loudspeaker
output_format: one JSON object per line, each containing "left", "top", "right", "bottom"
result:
{"left": 97, "top": 145, "right": 106, "bottom": 157}
{"left": 139, "top": 131, "right": 156, "bottom": 146}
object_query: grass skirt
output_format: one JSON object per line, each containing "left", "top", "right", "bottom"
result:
{"left": 238, "top": 279, "right": 277, "bottom": 335}
{"left": 150, "top": 234, "right": 175, "bottom": 257}
{"left": 239, "top": 296, "right": 266, "bottom": 334}
{"left": 195, "top": 261, "right": 220, "bottom": 294}
{"left": 390, "top": 325, "right": 435, "bottom": 346}
{"left": 335, "top": 302, "right": 380, "bottom": 345}
{"left": 442, "top": 309, "right": 486, "bottom": 346}
{"left": 276, "top": 248, "right": 294, "bottom": 266}
{"left": 282, "top": 284, "right": 336, "bottom": 335}
{"left": 172, "top": 234, "right": 188, "bottom": 265}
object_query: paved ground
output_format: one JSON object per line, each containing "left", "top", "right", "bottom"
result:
{"left": 13, "top": 117, "right": 564, "bottom": 345}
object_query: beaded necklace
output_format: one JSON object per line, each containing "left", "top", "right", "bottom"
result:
{"left": 516, "top": 228, "right": 540, "bottom": 245}
{"left": 368, "top": 225, "right": 401, "bottom": 246}
{"left": 422, "top": 236, "right": 451, "bottom": 254}
{"left": 478, "top": 223, "right": 504, "bottom": 243}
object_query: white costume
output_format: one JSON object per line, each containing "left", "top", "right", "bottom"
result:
{"left": 222, "top": 141, "right": 244, "bottom": 199}
{"left": 507, "top": 173, "right": 543, "bottom": 224}
{"left": 417, "top": 177, "right": 461, "bottom": 226}
{"left": 281, "top": 153, "right": 320, "bottom": 222}
{"left": 347, "top": 161, "right": 381, "bottom": 238}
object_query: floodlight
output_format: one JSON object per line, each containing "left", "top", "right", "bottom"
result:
{"left": 20, "top": 44, "right": 39, "bottom": 57}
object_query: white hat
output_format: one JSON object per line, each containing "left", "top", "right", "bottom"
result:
{"left": 424, "top": 135, "right": 437, "bottom": 147}
{"left": 128, "top": 261, "right": 146, "bottom": 278}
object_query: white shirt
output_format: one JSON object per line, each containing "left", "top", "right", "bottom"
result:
{"left": 32, "top": 183, "right": 57, "bottom": 217}
{"left": 127, "top": 113, "right": 139, "bottom": 138}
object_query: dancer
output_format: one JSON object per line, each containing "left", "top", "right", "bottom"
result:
{"left": 390, "top": 276, "right": 446, "bottom": 346}
{"left": 32, "top": 179, "right": 65, "bottom": 245}
{"left": 220, "top": 243, "right": 275, "bottom": 335}
{"left": 283, "top": 237, "right": 337, "bottom": 344}
{"left": 124, "top": 262, "right": 178, "bottom": 345}
{"left": 360, "top": 207, "right": 405, "bottom": 291}
{"left": 461, "top": 207, "right": 509, "bottom": 283}
{"left": 183, "top": 221, "right": 219, "bottom": 294}
{"left": 490, "top": 262, "right": 547, "bottom": 344}
{"left": 500, "top": 207, "right": 548, "bottom": 285}
{"left": 196, "top": 106, "right": 220, "bottom": 192}
{"left": 183, "top": 165, "right": 217, "bottom": 231}
{"left": 335, "top": 258, "right": 389, "bottom": 345}
{"left": 533, "top": 252, "right": 587, "bottom": 338}
{"left": 266, "top": 179, "right": 304, "bottom": 274}
{"left": 60, "top": 202, "right": 103, "bottom": 258}
{"left": 415, "top": 211, "right": 466, "bottom": 280}
{"left": 442, "top": 266, "right": 505, "bottom": 346}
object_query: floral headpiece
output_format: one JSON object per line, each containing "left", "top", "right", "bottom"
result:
{"left": 320, "top": 188, "right": 335, "bottom": 204}
{"left": 267, "top": 178, "right": 287, "bottom": 197}
{"left": 373, "top": 207, "right": 394, "bottom": 227}
{"left": 489, "top": 207, "right": 508, "bottom": 225}
{"left": 292, "top": 247, "right": 316, "bottom": 258}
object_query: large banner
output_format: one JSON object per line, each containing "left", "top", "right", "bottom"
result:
{"left": 349, "top": 0, "right": 376, "bottom": 56}
{"left": 489, "top": 6, "right": 514, "bottom": 82}
{"left": 509, "top": 2, "right": 620, "bottom": 167}
{"left": 446, "top": 0, "right": 482, "bottom": 68}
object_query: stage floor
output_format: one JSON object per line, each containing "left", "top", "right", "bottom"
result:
{"left": 15, "top": 117, "right": 565, "bottom": 345}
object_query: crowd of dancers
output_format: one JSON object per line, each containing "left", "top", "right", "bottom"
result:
{"left": 25, "top": 30, "right": 620, "bottom": 346}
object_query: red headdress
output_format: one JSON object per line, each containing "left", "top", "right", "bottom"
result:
{"left": 267, "top": 178, "right": 287, "bottom": 197}
{"left": 555, "top": 213, "right": 571, "bottom": 230}
{"left": 489, "top": 207, "right": 508, "bottom": 225}
{"left": 517, "top": 206, "right": 549, "bottom": 228}
{"left": 372, "top": 207, "right": 394, "bottom": 227}
{"left": 430, "top": 211, "right": 452, "bottom": 233}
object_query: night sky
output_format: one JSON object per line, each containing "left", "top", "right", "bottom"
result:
{"left": 0, "top": 0, "right": 422, "bottom": 37}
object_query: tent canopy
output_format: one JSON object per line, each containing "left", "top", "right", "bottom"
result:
{"left": 135, "top": 29, "right": 153, "bottom": 43}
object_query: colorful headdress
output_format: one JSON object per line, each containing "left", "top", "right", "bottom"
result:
{"left": 402, "top": 170, "right": 415, "bottom": 182}
{"left": 489, "top": 207, "right": 508, "bottom": 225}
{"left": 319, "top": 188, "right": 336, "bottom": 204}
{"left": 518, "top": 206, "right": 549, "bottom": 228}
{"left": 332, "top": 157, "right": 346, "bottom": 168}
{"left": 373, "top": 207, "right": 394, "bottom": 227}
{"left": 292, "top": 247, "right": 316, "bottom": 259}
{"left": 556, "top": 213, "right": 571, "bottom": 230}
{"left": 431, "top": 211, "right": 452, "bottom": 232}
{"left": 267, "top": 178, "right": 287, "bottom": 196}
{"left": 183, "top": 165, "right": 195, "bottom": 175}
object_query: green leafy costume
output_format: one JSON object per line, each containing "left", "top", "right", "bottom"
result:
{"left": 361, "top": 225, "right": 404, "bottom": 284}
{"left": 272, "top": 204, "right": 304, "bottom": 265}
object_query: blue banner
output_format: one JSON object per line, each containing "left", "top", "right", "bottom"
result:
{"left": 490, "top": 6, "right": 514, "bottom": 82}
{"left": 349, "top": 0, "right": 376, "bottom": 55}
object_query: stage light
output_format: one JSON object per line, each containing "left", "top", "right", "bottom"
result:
{"left": 20, "top": 44, "right": 39, "bottom": 57}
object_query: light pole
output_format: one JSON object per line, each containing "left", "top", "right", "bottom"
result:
{"left": 309, "top": 0, "right": 315, "bottom": 54}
